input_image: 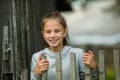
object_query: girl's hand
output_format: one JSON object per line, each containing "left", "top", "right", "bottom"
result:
{"left": 83, "top": 50, "right": 97, "bottom": 70}
{"left": 34, "top": 55, "right": 49, "bottom": 75}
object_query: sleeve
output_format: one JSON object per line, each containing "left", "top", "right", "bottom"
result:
{"left": 90, "top": 67, "right": 99, "bottom": 80}
{"left": 78, "top": 49, "right": 86, "bottom": 80}
{"left": 30, "top": 54, "right": 42, "bottom": 80}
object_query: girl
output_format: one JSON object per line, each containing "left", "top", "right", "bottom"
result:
{"left": 31, "top": 12, "right": 99, "bottom": 80}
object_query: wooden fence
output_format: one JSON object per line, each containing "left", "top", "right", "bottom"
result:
{"left": 98, "top": 49, "right": 120, "bottom": 80}
{"left": 41, "top": 49, "right": 120, "bottom": 80}
{"left": 2, "top": 24, "right": 120, "bottom": 80}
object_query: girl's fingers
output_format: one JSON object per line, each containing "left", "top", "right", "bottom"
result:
{"left": 88, "top": 50, "right": 93, "bottom": 54}
{"left": 35, "top": 55, "right": 49, "bottom": 75}
{"left": 83, "top": 53, "right": 92, "bottom": 60}
{"left": 38, "top": 59, "right": 49, "bottom": 64}
{"left": 39, "top": 61, "right": 49, "bottom": 67}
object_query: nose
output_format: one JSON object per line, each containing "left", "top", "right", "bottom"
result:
{"left": 50, "top": 31, "right": 55, "bottom": 37}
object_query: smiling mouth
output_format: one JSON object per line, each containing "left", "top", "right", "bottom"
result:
{"left": 50, "top": 40, "right": 57, "bottom": 43}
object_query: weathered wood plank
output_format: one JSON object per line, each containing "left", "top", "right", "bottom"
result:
{"left": 99, "top": 50, "right": 106, "bottom": 80}
{"left": 20, "top": 69, "right": 28, "bottom": 80}
{"left": 70, "top": 52, "right": 76, "bottom": 80}
{"left": 11, "top": 0, "right": 19, "bottom": 80}
{"left": 113, "top": 49, "right": 120, "bottom": 80}
{"left": 85, "top": 67, "right": 91, "bottom": 80}
{"left": 41, "top": 54, "right": 47, "bottom": 80}
{"left": 56, "top": 53, "right": 62, "bottom": 80}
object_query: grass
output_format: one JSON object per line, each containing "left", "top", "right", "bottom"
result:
{"left": 106, "top": 67, "right": 115, "bottom": 80}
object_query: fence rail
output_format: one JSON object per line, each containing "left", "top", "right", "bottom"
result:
{"left": 41, "top": 49, "right": 120, "bottom": 80}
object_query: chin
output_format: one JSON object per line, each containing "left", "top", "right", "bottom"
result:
{"left": 50, "top": 44, "right": 58, "bottom": 48}
{"left": 51, "top": 45, "right": 58, "bottom": 48}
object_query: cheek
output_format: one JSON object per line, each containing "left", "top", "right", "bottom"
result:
{"left": 43, "top": 34, "right": 49, "bottom": 40}
{"left": 59, "top": 33, "right": 66, "bottom": 40}
{"left": 44, "top": 35, "right": 49, "bottom": 40}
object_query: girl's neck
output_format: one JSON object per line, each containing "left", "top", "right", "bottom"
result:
{"left": 49, "top": 45, "right": 64, "bottom": 53}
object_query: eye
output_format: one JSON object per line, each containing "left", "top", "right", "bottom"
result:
{"left": 45, "top": 30, "right": 51, "bottom": 34}
{"left": 55, "top": 29, "right": 60, "bottom": 33}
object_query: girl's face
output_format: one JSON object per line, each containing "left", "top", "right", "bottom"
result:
{"left": 42, "top": 19, "right": 67, "bottom": 51}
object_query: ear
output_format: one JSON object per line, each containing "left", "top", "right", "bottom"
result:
{"left": 64, "top": 28, "right": 68, "bottom": 37}
{"left": 42, "top": 31, "right": 45, "bottom": 38}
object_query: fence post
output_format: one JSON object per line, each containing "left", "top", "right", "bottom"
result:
{"left": 85, "top": 67, "right": 91, "bottom": 80}
{"left": 56, "top": 53, "right": 62, "bottom": 80}
{"left": 41, "top": 54, "right": 47, "bottom": 80}
{"left": 1, "top": 26, "right": 14, "bottom": 80}
{"left": 99, "top": 50, "right": 106, "bottom": 80}
{"left": 113, "top": 49, "right": 120, "bottom": 80}
{"left": 70, "top": 52, "right": 76, "bottom": 80}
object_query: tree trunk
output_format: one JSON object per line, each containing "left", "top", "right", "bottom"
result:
{"left": 107, "top": 0, "right": 120, "bottom": 15}
{"left": 113, "top": 0, "right": 120, "bottom": 6}
{"left": 116, "top": 0, "right": 120, "bottom": 4}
